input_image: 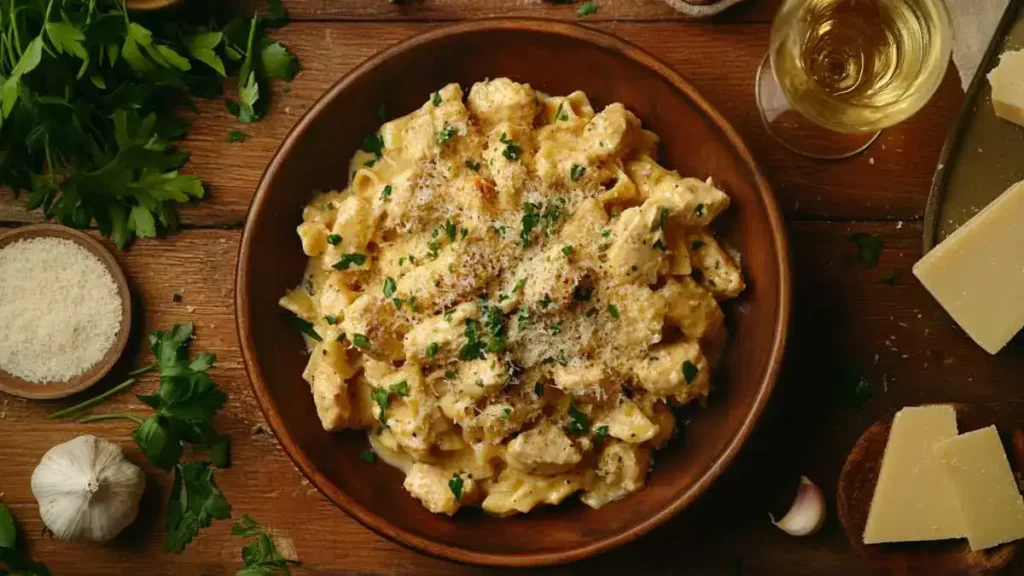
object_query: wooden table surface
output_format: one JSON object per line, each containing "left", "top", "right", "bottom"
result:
{"left": 3, "top": 1, "right": 1020, "bottom": 574}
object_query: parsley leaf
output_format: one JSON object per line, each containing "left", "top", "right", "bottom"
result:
{"left": 520, "top": 202, "right": 542, "bottom": 246}
{"left": 682, "top": 360, "right": 699, "bottom": 384}
{"left": 426, "top": 342, "right": 439, "bottom": 359}
{"left": 607, "top": 304, "right": 620, "bottom": 319}
{"left": 371, "top": 387, "right": 391, "bottom": 425}
{"left": 361, "top": 133, "right": 385, "bottom": 158}
{"left": 327, "top": 234, "right": 342, "bottom": 246}
{"left": 652, "top": 207, "right": 670, "bottom": 232}
{"left": 562, "top": 245, "right": 574, "bottom": 256}
{"left": 499, "top": 132, "right": 522, "bottom": 161}
{"left": 0, "top": 502, "right": 50, "bottom": 576}
{"left": 570, "top": 164, "right": 585, "bottom": 182}
{"left": 227, "top": 130, "right": 248, "bottom": 143}
{"left": 448, "top": 474, "right": 464, "bottom": 502}
{"left": 285, "top": 313, "right": 321, "bottom": 342}
{"left": 432, "top": 91, "right": 442, "bottom": 106}
{"left": 380, "top": 184, "right": 393, "bottom": 200}
{"left": 233, "top": 514, "right": 300, "bottom": 575}
{"left": 459, "top": 319, "right": 488, "bottom": 361}
{"left": 352, "top": 334, "right": 372, "bottom": 349}
{"left": 383, "top": 276, "right": 397, "bottom": 298}
{"left": 595, "top": 425, "right": 609, "bottom": 440}
{"left": 566, "top": 401, "right": 589, "bottom": 435}
{"left": 436, "top": 124, "right": 458, "bottom": 146}
{"left": 555, "top": 101, "right": 569, "bottom": 121}
{"left": 851, "top": 233, "right": 884, "bottom": 268}
{"left": 333, "top": 253, "right": 367, "bottom": 270}
{"left": 578, "top": 1, "right": 599, "bottom": 16}
{"left": 166, "top": 462, "right": 231, "bottom": 553}
{"left": 390, "top": 380, "right": 410, "bottom": 397}
{"left": 465, "top": 159, "right": 481, "bottom": 172}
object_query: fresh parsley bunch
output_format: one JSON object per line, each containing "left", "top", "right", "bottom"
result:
{"left": 79, "top": 323, "right": 232, "bottom": 552}
{"left": 0, "top": 0, "right": 298, "bottom": 248}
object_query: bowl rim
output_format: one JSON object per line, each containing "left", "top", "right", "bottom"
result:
{"left": 236, "top": 18, "right": 791, "bottom": 567}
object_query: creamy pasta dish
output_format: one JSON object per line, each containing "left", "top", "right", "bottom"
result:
{"left": 280, "top": 78, "right": 744, "bottom": 517}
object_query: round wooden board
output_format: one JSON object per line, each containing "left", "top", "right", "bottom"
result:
{"left": 837, "top": 404, "right": 1023, "bottom": 575}
{"left": 0, "top": 224, "right": 132, "bottom": 400}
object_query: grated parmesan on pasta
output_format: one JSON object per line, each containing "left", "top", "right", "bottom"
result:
{"left": 0, "top": 237, "right": 122, "bottom": 383}
{"left": 280, "top": 78, "right": 745, "bottom": 517}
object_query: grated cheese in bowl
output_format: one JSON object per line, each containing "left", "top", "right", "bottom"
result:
{"left": 0, "top": 237, "right": 123, "bottom": 383}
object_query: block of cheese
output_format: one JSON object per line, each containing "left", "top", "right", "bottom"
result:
{"left": 935, "top": 426, "right": 1024, "bottom": 551}
{"left": 863, "top": 405, "right": 964, "bottom": 544}
{"left": 989, "top": 49, "right": 1024, "bottom": 126}
{"left": 913, "top": 180, "right": 1024, "bottom": 354}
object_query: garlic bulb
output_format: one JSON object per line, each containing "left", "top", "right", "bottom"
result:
{"left": 770, "top": 475, "right": 826, "bottom": 537}
{"left": 31, "top": 435, "right": 145, "bottom": 542}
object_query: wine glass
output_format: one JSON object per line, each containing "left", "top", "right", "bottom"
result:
{"left": 756, "top": 0, "right": 952, "bottom": 159}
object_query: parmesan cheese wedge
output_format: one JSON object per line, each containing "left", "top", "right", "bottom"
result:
{"left": 863, "top": 405, "right": 964, "bottom": 544}
{"left": 912, "top": 180, "right": 1024, "bottom": 354}
{"left": 989, "top": 49, "right": 1024, "bottom": 127}
{"left": 935, "top": 426, "right": 1024, "bottom": 551}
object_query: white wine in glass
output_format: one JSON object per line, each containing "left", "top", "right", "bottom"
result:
{"left": 756, "top": 0, "right": 952, "bottom": 159}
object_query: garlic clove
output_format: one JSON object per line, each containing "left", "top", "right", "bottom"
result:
{"left": 770, "top": 475, "right": 826, "bottom": 537}
{"left": 31, "top": 435, "right": 146, "bottom": 542}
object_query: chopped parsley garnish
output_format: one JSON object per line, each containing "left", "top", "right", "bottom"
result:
{"left": 607, "top": 304, "right": 620, "bottom": 319}
{"left": 390, "top": 380, "right": 409, "bottom": 397}
{"left": 501, "top": 407, "right": 512, "bottom": 420}
{"left": 543, "top": 197, "right": 566, "bottom": 233}
{"left": 380, "top": 184, "right": 393, "bottom": 200}
{"left": 572, "top": 286, "right": 592, "bottom": 302}
{"left": 359, "top": 450, "right": 376, "bottom": 463}
{"left": 444, "top": 370, "right": 457, "bottom": 380}
{"left": 431, "top": 91, "right": 442, "bottom": 106}
{"left": 695, "top": 203, "right": 706, "bottom": 217}
{"left": 851, "top": 233, "right": 884, "bottom": 268}
{"left": 326, "top": 234, "right": 342, "bottom": 246}
{"left": 577, "top": 0, "right": 598, "bottom": 17}
{"left": 555, "top": 102, "right": 570, "bottom": 121}
{"left": 517, "top": 308, "right": 531, "bottom": 330}
{"left": 692, "top": 240, "right": 705, "bottom": 250}
{"left": 352, "top": 334, "right": 372, "bottom": 350}
{"left": 383, "top": 277, "right": 397, "bottom": 298}
{"left": 570, "top": 164, "right": 585, "bottom": 182}
{"left": 323, "top": 315, "right": 338, "bottom": 325}
{"left": 425, "top": 342, "right": 439, "bottom": 359}
{"left": 459, "top": 319, "right": 487, "bottom": 361}
{"left": 286, "top": 313, "right": 321, "bottom": 342}
{"left": 333, "top": 253, "right": 367, "bottom": 270}
{"left": 601, "top": 229, "right": 612, "bottom": 239}
{"left": 562, "top": 245, "right": 574, "bottom": 256}
{"left": 520, "top": 202, "right": 542, "bottom": 246}
{"left": 427, "top": 239, "right": 442, "bottom": 259}
{"left": 566, "top": 401, "right": 589, "bottom": 435}
{"left": 370, "top": 387, "right": 391, "bottom": 425}
{"left": 513, "top": 278, "right": 526, "bottom": 293}
{"left": 550, "top": 322, "right": 562, "bottom": 336}
{"left": 436, "top": 124, "right": 458, "bottom": 146}
{"left": 653, "top": 239, "right": 666, "bottom": 251}
{"left": 460, "top": 227, "right": 469, "bottom": 240}
{"left": 499, "top": 132, "right": 522, "bottom": 161}
{"left": 534, "top": 382, "right": 543, "bottom": 396}
{"left": 682, "top": 360, "right": 699, "bottom": 384}
{"left": 361, "top": 133, "right": 385, "bottom": 158}
{"left": 465, "top": 159, "right": 481, "bottom": 172}
{"left": 539, "top": 294, "right": 554, "bottom": 309}
{"left": 227, "top": 130, "right": 248, "bottom": 143}
{"left": 595, "top": 425, "right": 610, "bottom": 440}
{"left": 448, "top": 474, "right": 464, "bottom": 502}
{"left": 651, "top": 207, "right": 670, "bottom": 231}
{"left": 445, "top": 219, "right": 457, "bottom": 242}
{"left": 363, "top": 158, "right": 378, "bottom": 168}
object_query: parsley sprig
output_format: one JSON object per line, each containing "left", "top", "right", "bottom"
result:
{"left": 233, "top": 515, "right": 301, "bottom": 575}
{"left": 0, "top": 503, "right": 49, "bottom": 575}
{"left": 73, "top": 323, "right": 232, "bottom": 552}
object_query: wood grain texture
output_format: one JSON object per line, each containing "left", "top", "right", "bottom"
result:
{"left": 3, "top": 220, "right": 1020, "bottom": 575}
{"left": 0, "top": 22, "right": 963, "bottom": 227}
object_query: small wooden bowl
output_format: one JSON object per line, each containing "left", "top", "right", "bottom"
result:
{"left": 236, "top": 19, "right": 790, "bottom": 567}
{"left": 838, "top": 404, "right": 1024, "bottom": 575}
{"left": 0, "top": 224, "right": 131, "bottom": 400}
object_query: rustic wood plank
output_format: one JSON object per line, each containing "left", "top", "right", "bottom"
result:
{"left": 0, "top": 22, "right": 963, "bottom": 228}
{"left": 2, "top": 220, "right": 1017, "bottom": 575}
{"left": 242, "top": 0, "right": 781, "bottom": 23}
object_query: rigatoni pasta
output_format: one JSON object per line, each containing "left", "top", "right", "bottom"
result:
{"left": 280, "top": 78, "right": 744, "bottom": 517}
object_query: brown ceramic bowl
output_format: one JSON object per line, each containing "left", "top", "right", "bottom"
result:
{"left": 0, "top": 224, "right": 132, "bottom": 400}
{"left": 236, "top": 19, "right": 790, "bottom": 567}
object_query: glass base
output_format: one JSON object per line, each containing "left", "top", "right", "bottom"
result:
{"left": 756, "top": 54, "right": 880, "bottom": 160}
